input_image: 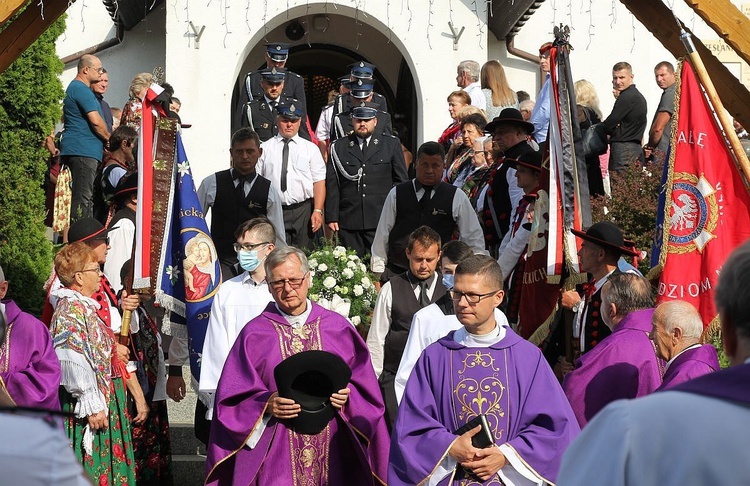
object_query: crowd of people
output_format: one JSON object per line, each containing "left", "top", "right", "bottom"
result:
{"left": 2, "top": 40, "right": 748, "bottom": 486}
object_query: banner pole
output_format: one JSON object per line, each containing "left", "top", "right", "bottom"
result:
{"left": 675, "top": 18, "right": 750, "bottom": 185}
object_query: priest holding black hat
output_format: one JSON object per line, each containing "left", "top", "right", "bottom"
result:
{"left": 205, "top": 246, "right": 389, "bottom": 485}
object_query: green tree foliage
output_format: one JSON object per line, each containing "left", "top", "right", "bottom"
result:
{"left": 0, "top": 15, "right": 66, "bottom": 314}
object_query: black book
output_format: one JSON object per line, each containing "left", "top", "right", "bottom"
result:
{"left": 453, "top": 414, "right": 494, "bottom": 449}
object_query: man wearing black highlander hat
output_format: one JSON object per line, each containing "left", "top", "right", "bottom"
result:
{"left": 205, "top": 246, "right": 389, "bottom": 485}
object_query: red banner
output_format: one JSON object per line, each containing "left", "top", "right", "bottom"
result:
{"left": 655, "top": 60, "right": 750, "bottom": 329}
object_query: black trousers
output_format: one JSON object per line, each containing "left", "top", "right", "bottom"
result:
{"left": 282, "top": 199, "right": 314, "bottom": 249}
{"left": 338, "top": 228, "right": 376, "bottom": 257}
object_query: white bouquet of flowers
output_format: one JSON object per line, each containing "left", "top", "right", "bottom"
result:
{"left": 308, "top": 245, "right": 377, "bottom": 330}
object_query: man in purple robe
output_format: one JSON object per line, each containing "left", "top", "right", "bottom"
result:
{"left": 205, "top": 246, "right": 389, "bottom": 485}
{"left": 652, "top": 300, "right": 719, "bottom": 390}
{"left": 563, "top": 273, "right": 663, "bottom": 427}
{"left": 558, "top": 241, "right": 750, "bottom": 485}
{"left": 0, "top": 265, "right": 61, "bottom": 410}
{"left": 390, "top": 255, "right": 579, "bottom": 485}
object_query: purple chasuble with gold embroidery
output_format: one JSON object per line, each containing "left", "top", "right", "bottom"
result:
{"left": 563, "top": 308, "right": 664, "bottom": 428}
{"left": 389, "top": 328, "right": 580, "bottom": 485}
{"left": 0, "top": 300, "right": 61, "bottom": 410}
{"left": 205, "top": 302, "right": 390, "bottom": 486}
{"left": 657, "top": 344, "right": 719, "bottom": 391}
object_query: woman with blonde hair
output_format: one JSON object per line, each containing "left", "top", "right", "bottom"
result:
{"left": 120, "top": 72, "right": 154, "bottom": 131}
{"left": 574, "top": 79, "right": 606, "bottom": 196}
{"left": 481, "top": 60, "right": 518, "bottom": 120}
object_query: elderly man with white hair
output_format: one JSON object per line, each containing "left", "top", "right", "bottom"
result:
{"left": 652, "top": 300, "right": 720, "bottom": 390}
{"left": 456, "top": 60, "right": 486, "bottom": 109}
{"left": 557, "top": 241, "right": 750, "bottom": 485}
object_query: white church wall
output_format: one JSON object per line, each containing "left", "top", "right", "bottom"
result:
{"left": 163, "top": 0, "right": 491, "bottom": 188}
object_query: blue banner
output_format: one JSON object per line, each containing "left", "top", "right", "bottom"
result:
{"left": 157, "top": 132, "right": 220, "bottom": 382}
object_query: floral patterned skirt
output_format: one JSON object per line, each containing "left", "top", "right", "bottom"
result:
{"left": 130, "top": 399, "right": 173, "bottom": 485}
{"left": 60, "top": 377, "right": 137, "bottom": 486}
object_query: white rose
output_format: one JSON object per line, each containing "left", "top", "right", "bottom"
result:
{"left": 361, "top": 276, "right": 371, "bottom": 287}
{"left": 343, "top": 268, "right": 354, "bottom": 279}
{"left": 323, "top": 277, "right": 336, "bottom": 289}
{"left": 310, "top": 294, "right": 319, "bottom": 302}
{"left": 346, "top": 260, "right": 356, "bottom": 269}
{"left": 353, "top": 285, "right": 364, "bottom": 296}
{"left": 310, "top": 270, "right": 316, "bottom": 277}
{"left": 318, "top": 263, "right": 328, "bottom": 272}
{"left": 336, "top": 245, "right": 347, "bottom": 253}
{"left": 363, "top": 300, "right": 371, "bottom": 308}
{"left": 348, "top": 255, "right": 357, "bottom": 261}
{"left": 351, "top": 315, "right": 361, "bottom": 326}
{"left": 340, "top": 286, "right": 349, "bottom": 295}
{"left": 359, "top": 263, "right": 367, "bottom": 273}
{"left": 309, "top": 259, "right": 318, "bottom": 269}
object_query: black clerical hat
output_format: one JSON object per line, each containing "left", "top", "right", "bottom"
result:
{"left": 274, "top": 350, "right": 352, "bottom": 435}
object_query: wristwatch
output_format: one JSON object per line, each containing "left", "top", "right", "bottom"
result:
{"left": 313, "top": 208, "right": 323, "bottom": 214}
{"left": 572, "top": 300, "right": 584, "bottom": 313}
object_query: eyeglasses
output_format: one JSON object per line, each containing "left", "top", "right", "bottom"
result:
{"left": 449, "top": 289, "right": 501, "bottom": 304}
{"left": 233, "top": 242, "right": 271, "bottom": 252}
{"left": 88, "top": 66, "right": 105, "bottom": 74}
{"left": 77, "top": 267, "right": 102, "bottom": 276}
{"left": 91, "top": 236, "right": 110, "bottom": 246}
{"left": 268, "top": 272, "right": 309, "bottom": 291}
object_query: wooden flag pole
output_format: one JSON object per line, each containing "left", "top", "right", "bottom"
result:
{"left": 676, "top": 19, "right": 750, "bottom": 184}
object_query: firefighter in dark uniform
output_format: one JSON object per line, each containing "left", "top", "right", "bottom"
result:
{"left": 331, "top": 79, "right": 393, "bottom": 142}
{"left": 331, "top": 61, "right": 388, "bottom": 118}
{"left": 241, "top": 67, "right": 311, "bottom": 142}
{"left": 232, "top": 42, "right": 307, "bottom": 132}
{"left": 325, "top": 103, "right": 409, "bottom": 256}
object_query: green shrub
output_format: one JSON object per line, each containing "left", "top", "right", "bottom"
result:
{"left": 0, "top": 16, "right": 65, "bottom": 315}
{"left": 590, "top": 160, "right": 665, "bottom": 275}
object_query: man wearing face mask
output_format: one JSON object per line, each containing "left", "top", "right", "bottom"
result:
{"left": 198, "top": 218, "right": 277, "bottom": 422}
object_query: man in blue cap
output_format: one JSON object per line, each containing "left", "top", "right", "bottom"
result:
{"left": 330, "top": 61, "right": 389, "bottom": 125}
{"left": 325, "top": 102, "right": 408, "bottom": 256}
{"left": 232, "top": 42, "right": 307, "bottom": 133}
{"left": 240, "top": 67, "right": 311, "bottom": 142}
{"left": 330, "top": 79, "right": 393, "bottom": 142}
{"left": 257, "top": 101, "right": 326, "bottom": 249}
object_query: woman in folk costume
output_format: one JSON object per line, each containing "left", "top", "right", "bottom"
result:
{"left": 120, "top": 72, "right": 153, "bottom": 132}
{"left": 50, "top": 242, "right": 142, "bottom": 484}
{"left": 444, "top": 113, "right": 488, "bottom": 189}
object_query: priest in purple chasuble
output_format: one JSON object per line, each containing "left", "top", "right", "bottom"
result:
{"left": 0, "top": 266, "right": 62, "bottom": 410}
{"left": 205, "top": 247, "right": 390, "bottom": 486}
{"left": 557, "top": 241, "right": 750, "bottom": 486}
{"left": 389, "top": 255, "right": 580, "bottom": 485}
{"left": 563, "top": 273, "right": 664, "bottom": 428}
{"left": 651, "top": 300, "right": 719, "bottom": 391}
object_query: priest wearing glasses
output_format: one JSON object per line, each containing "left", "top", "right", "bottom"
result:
{"left": 205, "top": 246, "right": 389, "bottom": 485}
{"left": 389, "top": 255, "right": 579, "bottom": 485}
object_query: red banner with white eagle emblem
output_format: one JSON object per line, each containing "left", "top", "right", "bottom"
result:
{"left": 654, "top": 60, "right": 750, "bottom": 329}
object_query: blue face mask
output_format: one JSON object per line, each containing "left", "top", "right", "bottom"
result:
{"left": 442, "top": 273, "right": 454, "bottom": 290}
{"left": 238, "top": 249, "right": 263, "bottom": 272}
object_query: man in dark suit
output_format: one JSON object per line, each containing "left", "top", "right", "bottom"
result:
{"left": 330, "top": 79, "right": 393, "bottom": 142}
{"left": 232, "top": 42, "right": 307, "bottom": 132}
{"left": 241, "top": 67, "right": 311, "bottom": 142}
{"left": 325, "top": 103, "right": 409, "bottom": 255}
{"left": 331, "top": 61, "right": 388, "bottom": 118}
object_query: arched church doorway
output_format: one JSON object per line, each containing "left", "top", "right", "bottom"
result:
{"left": 230, "top": 11, "right": 418, "bottom": 153}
